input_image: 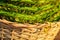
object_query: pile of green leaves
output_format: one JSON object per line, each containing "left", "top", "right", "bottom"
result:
{"left": 0, "top": 0, "right": 60, "bottom": 24}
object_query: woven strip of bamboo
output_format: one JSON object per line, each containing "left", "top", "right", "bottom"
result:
{"left": 0, "top": 19, "right": 60, "bottom": 40}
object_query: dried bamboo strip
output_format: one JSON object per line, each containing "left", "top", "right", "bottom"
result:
{"left": 0, "top": 19, "right": 60, "bottom": 40}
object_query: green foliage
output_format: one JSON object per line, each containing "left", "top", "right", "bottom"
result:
{"left": 0, "top": 0, "right": 60, "bottom": 24}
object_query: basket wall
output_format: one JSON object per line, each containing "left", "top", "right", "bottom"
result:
{"left": 0, "top": 22, "right": 60, "bottom": 40}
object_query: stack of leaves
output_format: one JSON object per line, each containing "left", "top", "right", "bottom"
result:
{"left": 0, "top": 0, "right": 60, "bottom": 24}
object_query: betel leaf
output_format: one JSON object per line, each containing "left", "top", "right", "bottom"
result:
{"left": 0, "top": 0, "right": 60, "bottom": 24}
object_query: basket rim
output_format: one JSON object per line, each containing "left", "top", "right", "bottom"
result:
{"left": 0, "top": 19, "right": 60, "bottom": 28}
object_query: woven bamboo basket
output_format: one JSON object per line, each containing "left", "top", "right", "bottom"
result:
{"left": 0, "top": 19, "right": 60, "bottom": 40}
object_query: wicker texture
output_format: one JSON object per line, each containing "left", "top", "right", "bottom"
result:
{"left": 0, "top": 20, "right": 60, "bottom": 40}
